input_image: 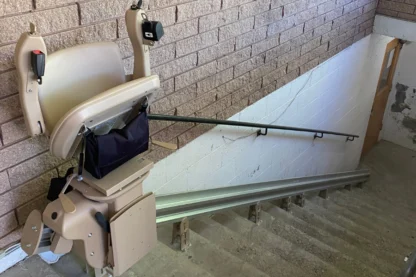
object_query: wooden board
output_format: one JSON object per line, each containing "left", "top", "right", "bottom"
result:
{"left": 362, "top": 39, "right": 402, "bottom": 156}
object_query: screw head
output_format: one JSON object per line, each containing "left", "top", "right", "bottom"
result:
{"left": 90, "top": 252, "right": 94, "bottom": 256}
{"left": 88, "top": 233, "right": 92, "bottom": 237}
{"left": 26, "top": 244, "right": 31, "bottom": 248}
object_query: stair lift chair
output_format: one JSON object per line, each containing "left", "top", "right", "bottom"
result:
{"left": 15, "top": 5, "right": 163, "bottom": 277}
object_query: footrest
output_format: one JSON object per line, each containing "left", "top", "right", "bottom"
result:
{"left": 109, "top": 193, "right": 157, "bottom": 276}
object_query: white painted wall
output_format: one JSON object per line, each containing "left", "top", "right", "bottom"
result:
{"left": 143, "top": 34, "right": 394, "bottom": 196}
{"left": 374, "top": 15, "right": 416, "bottom": 41}
{"left": 382, "top": 42, "right": 416, "bottom": 150}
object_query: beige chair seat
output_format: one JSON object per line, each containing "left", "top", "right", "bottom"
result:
{"left": 39, "top": 42, "right": 127, "bottom": 134}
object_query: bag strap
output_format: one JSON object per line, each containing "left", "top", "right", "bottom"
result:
{"left": 77, "top": 128, "right": 91, "bottom": 180}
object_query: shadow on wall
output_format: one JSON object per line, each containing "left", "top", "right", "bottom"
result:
{"left": 382, "top": 41, "right": 416, "bottom": 149}
{"left": 388, "top": 82, "right": 416, "bottom": 144}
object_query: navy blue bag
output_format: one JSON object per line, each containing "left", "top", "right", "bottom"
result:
{"left": 84, "top": 111, "right": 149, "bottom": 179}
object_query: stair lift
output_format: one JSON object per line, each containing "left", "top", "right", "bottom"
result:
{"left": 15, "top": 3, "right": 163, "bottom": 276}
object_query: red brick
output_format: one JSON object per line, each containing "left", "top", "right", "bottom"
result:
{"left": 231, "top": 79, "right": 262, "bottom": 103}
{"left": 11, "top": 170, "right": 57, "bottom": 208}
{"left": 234, "top": 54, "right": 266, "bottom": 77}
{"left": 196, "top": 96, "right": 232, "bottom": 118}
{"left": 175, "top": 61, "right": 217, "bottom": 90}
{"left": 300, "top": 57, "right": 319, "bottom": 74}
{"left": 219, "top": 17, "right": 254, "bottom": 41}
{"left": 1, "top": 117, "right": 28, "bottom": 146}
{"left": 265, "top": 42, "right": 291, "bottom": 62}
{"left": 151, "top": 85, "right": 197, "bottom": 113}
{"left": 152, "top": 53, "right": 197, "bottom": 81}
{"left": 0, "top": 5, "right": 79, "bottom": 44}
{"left": 250, "top": 62, "right": 278, "bottom": 80}
{"left": 216, "top": 73, "right": 251, "bottom": 99}
{"left": 145, "top": 144, "right": 176, "bottom": 163}
{"left": 0, "top": 95, "right": 22, "bottom": 125}
{"left": 152, "top": 122, "right": 195, "bottom": 142}
{"left": 239, "top": 0, "right": 271, "bottom": 19}
{"left": 217, "top": 98, "right": 249, "bottom": 120}
{"left": 0, "top": 71, "right": 18, "bottom": 99}
{"left": 0, "top": 227, "right": 22, "bottom": 249}
{"left": 176, "top": 30, "right": 219, "bottom": 57}
{"left": 176, "top": 91, "right": 217, "bottom": 116}
{"left": 267, "top": 16, "right": 296, "bottom": 36}
{"left": 177, "top": 0, "right": 221, "bottom": 22}
{"left": 252, "top": 35, "right": 280, "bottom": 56}
{"left": 262, "top": 65, "right": 287, "bottom": 85}
{"left": 284, "top": 0, "right": 309, "bottom": 16}
{"left": 236, "top": 26, "right": 268, "bottom": 50}
{"left": 0, "top": 212, "right": 17, "bottom": 238}
{"left": 158, "top": 19, "right": 199, "bottom": 46}
{"left": 255, "top": 8, "right": 284, "bottom": 27}
{"left": 178, "top": 123, "right": 215, "bottom": 147}
{"left": 280, "top": 25, "right": 305, "bottom": 43}
{"left": 217, "top": 47, "right": 252, "bottom": 72}
{"left": 277, "top": 48, "right": 301, "bottom": 67}
{"left": 199, "top": 7, "right": 239, "bottom": 33}
{"left": 198, "top": 39, "right": 236, "bottom": 65}
{"left": 7, "top": 152, "right": 65, "bottom": 187}
{"left": 16, "top": 194, "right": 48, "bottom": 225}
{"left": 197, "top": 68, "right": 234, "bottom": 95}
{"left": 378, "top": 0, "right": 415, "bottom": 13}
{"left": 0, "top": 171, "right": 10, "bottom": 195}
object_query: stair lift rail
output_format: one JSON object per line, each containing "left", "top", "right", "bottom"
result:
{"left": 155, "top": 169, "right": 370, "bottom": 224}
{"left": 400, "top": 250, "right": 416, "bottom": 277}
{"left": 148, "top": 114, "right": 360, "bottom": 141}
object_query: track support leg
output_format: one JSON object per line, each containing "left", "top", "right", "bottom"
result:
{"left": 248, "top": 202, "right": 261, "bottom": 224}
{"left": 172, "top": 217, "right": 190, "bottom": 251}
{"left": 281, "top": 197, "right": 291, "bottom": 211}
{"left": 319, "top": 189, "right": 329, "bottom": 199}
{"left": 294, "top": 194, "right": 305, "bottom": 207}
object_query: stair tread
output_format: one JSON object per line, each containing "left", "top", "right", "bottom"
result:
{"left": 260, "top": 202, "right": 400, "bottom": 276}
{"left": 212, "top": 209, "right": 360, "bottom": 277}
{"left": 1, "top": 255, "right": 62, "bottom": 277}
{"left": 310, "top": 195, "right": 416, "bottom": 248}
{"left": 190, "top": 216, "right": 309, "bottom": 277}
{"left": 157, "top": 225, "right": 270, "bottom": 277}
{"left": 122, "top": 242, "right": 215, "bottom": 277}
{"left": 332, "top": 190, "right": 416, "bottom": 234}
{"left": 294, "top": 199, "right": 407, "bottom": 262}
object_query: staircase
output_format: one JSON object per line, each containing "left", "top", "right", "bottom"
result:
{"left": 2, "top": 140, "right": 415, "bottom": 277}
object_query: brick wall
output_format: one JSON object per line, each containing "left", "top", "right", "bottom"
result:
{"left": 377, "top": 0, "right": 416, "bottom": 22}
{"left": 0, "top": 0, "right": 376, "bottom": 247}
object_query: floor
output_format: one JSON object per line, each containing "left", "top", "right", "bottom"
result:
{"left": 1, "top": 140, "right": 415, "bottom": 277}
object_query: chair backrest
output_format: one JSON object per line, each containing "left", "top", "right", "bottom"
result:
{"left": 39, "top": 42, "right": 126, "bottom": 133}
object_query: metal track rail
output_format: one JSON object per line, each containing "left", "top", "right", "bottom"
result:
{"left": 148, "top": 114, "right": 359, "bottom": 141}
{"left": 400, "top": 250, "right": 416, "bottom": 277}
{"left": 156, "top": 169, "right": 370, "bottom": 224}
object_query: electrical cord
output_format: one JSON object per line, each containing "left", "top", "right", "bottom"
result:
{"left": 221, "top": 68, "right": 316, "bottom": 142}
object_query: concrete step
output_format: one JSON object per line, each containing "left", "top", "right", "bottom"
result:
{"left": 211, "top": 210, "right": 355, "bottom": 277}
{"left": 156, "top": 225, "right": 270, "bottom": 277}
{"left": 260, "top": 202, "right": 400, "bottom": 276}
{"left": 189, "top": 216, "right": 309, "bottom": 277}
{"left": 288, "top": 200, "right": 404, "bottom": 266}
{"left": 1, "top": 255, "right": 63, "bottom": 277}
{"left": 332, "top": 190, "right": 416, "bottom": 235}
{"left": 51, "top": 253, "right": 92, "bottom": 277}
{"left": 122, "top": 242, "right": 215, "bottom": 277}
{"left": 338, "top": 189, "right": 416, "bottom": 224}
{"left": 301, "top": 199, "right": 410, "bottom": 258}
{"left": 310, "top": 194, "right": 416, "bottom": 248}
